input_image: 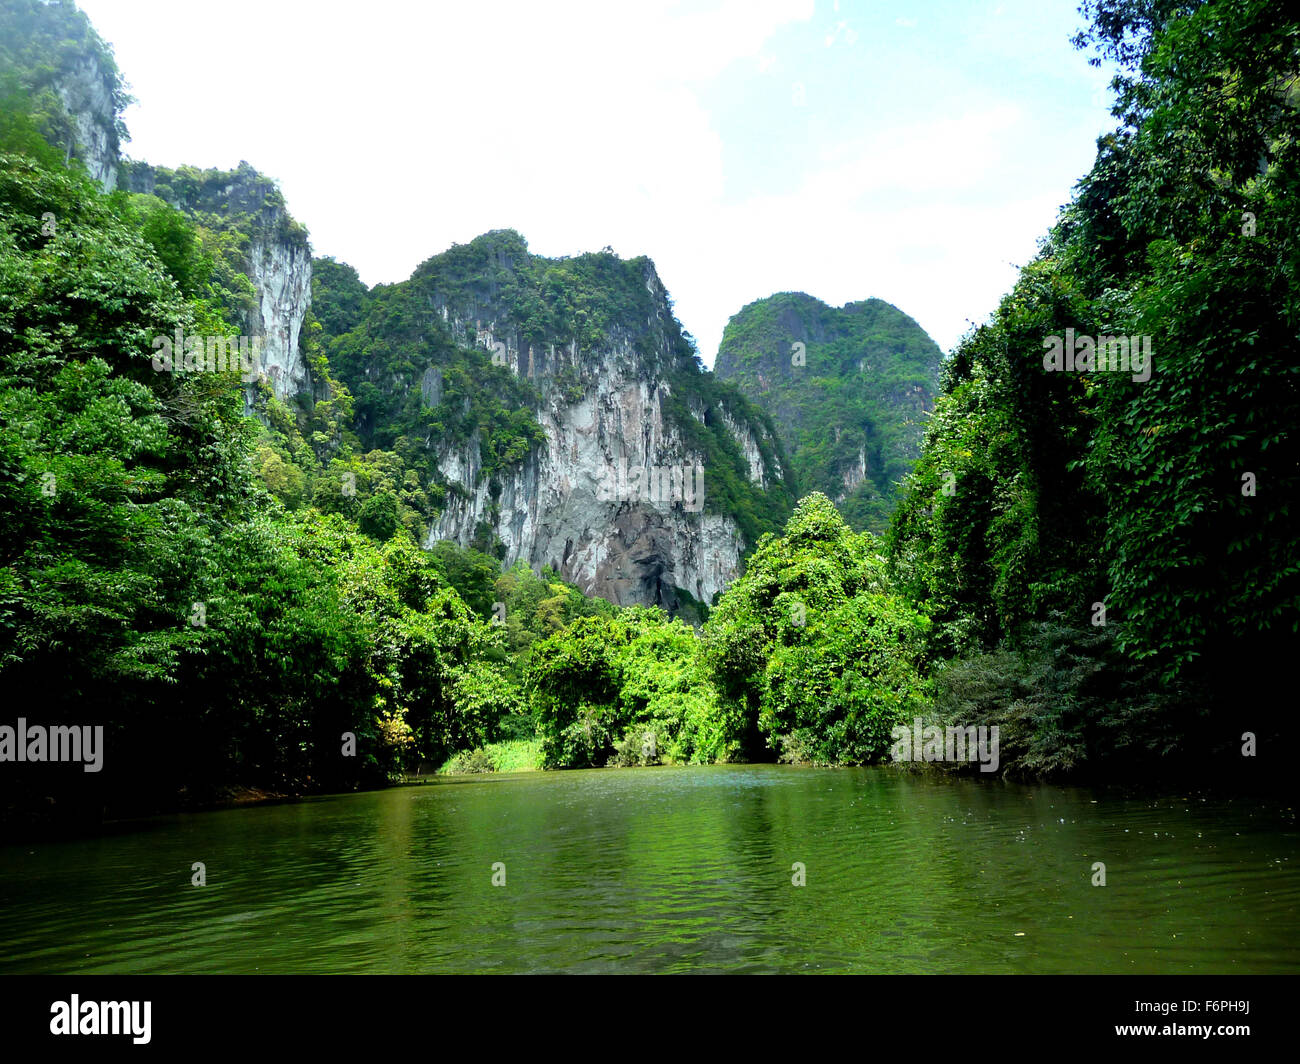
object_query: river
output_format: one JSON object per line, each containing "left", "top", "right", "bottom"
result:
{"left": 1, "top": 765, "right": 1296, "bottom": 973}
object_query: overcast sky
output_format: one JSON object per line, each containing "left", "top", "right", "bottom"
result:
{"left": 77, "top": 0, "right": 1118, "bottom": 365}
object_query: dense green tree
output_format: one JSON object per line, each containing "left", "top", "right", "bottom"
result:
{"left": 0, "top": 143, "right": 526, "bottom": 823}
{"left": 703, "top": 493, "right": 931, "bottom": 764}
{"left": 527, "top": 608, "right": 729, "bottom": 768}
{"left": 887, "top": 0, "right": 1299, "bottom": 774}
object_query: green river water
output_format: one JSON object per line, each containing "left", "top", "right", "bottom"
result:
{"left": 1, "top": 765, "right": 1297, "bottom": 973}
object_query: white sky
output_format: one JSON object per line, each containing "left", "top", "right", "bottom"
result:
{"left": 77, "top": 0, "right": 1119, "bottom": 364}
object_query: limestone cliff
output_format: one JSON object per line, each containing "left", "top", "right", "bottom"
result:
{"left": 121, "top": 161, "right": 313, "bottom": 402}
{"left": 324, "top": 231, "right": 793, "bottom": 609}
{"left": 0, "top": 0, "right": 126, "bottom": 192}
{"left": 427, "top": 325, "right": 775, "bottom": 607}
{"left": 51, "top": 54, "right": 119, "bottom": 191}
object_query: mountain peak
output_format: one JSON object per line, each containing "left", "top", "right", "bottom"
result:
{"left": 713, "top": 291, "right": 941, "bottom": 532}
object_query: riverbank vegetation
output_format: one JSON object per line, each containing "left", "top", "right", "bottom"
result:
{"left": 1, "top": 0, "right": 1295, "bottom": 833}
{"left": 887, "top": 0, "right": 1298, "bottom": 778}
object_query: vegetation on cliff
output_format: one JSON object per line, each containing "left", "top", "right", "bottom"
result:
{"left": 315, "top": 229, "right": 795, "bottom": 555}
{"left": 714, "top": 292, "right": 941, "bottom": 533}
{"left": 1, "top": 0, "right": 1295, "bottom": 827}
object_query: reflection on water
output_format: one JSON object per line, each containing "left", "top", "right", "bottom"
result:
{"left": 1, "top": 766, "right": 1296, "bottom": 973}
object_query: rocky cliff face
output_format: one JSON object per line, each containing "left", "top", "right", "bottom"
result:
{"left": 326, "top": 231, "right": 793, "bottom": 609}
{"left": 0, "top": 1, "right": 124, "bottom": 193}
{"left": 121, "top": 162, "right": 313, "bottom": 402}
{"left": 51, "top": 55, "right": 119, "bottom": 191}
{"left": 246, "top": 231, "right": 312, "bottom": 399}
{"left": 428, "top": 325, "right": 771, "bottom": 607}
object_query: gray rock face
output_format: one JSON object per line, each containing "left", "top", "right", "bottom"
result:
{"left": 247, "top": 233, "right": 312, "bottom": 400}
{"left": 423, "top": 266, "right": 784, "bottom": 608}
{"left": 419, "top": 366, "right": 444, "bottom": 407}
{"left": 120, "top": 162, "right": 313, "bottom": 403}
{"left": 13, "top": 5, "right": 306, "bottom": 404}
{"left": 52, "top": 57, "right": 119, "bottom": 191}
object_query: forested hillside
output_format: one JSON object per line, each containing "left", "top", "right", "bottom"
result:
{"left": 887, "top": 0, "right": 1298, "bottom": 776}
{"left": 715, "top": 292, "right": 941, "bottom": 532}
{"left": 1, "top": 0, "right": 1295, "bottom": 840}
